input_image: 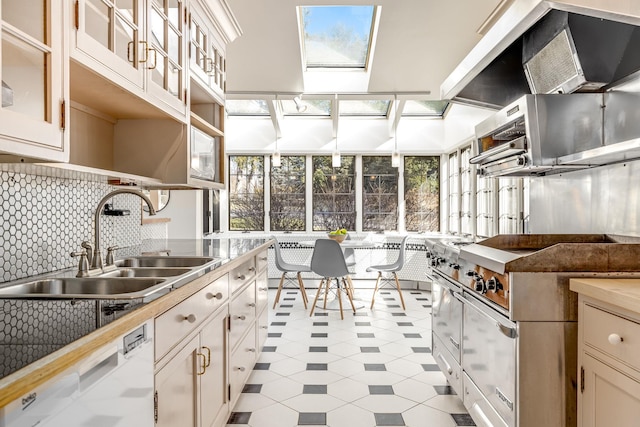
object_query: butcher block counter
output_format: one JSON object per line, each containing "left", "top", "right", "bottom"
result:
{"left": 0, "top": 238, "right": 272, "bottom": 412}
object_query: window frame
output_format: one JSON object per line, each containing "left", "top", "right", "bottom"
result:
{"left": 361, "top": 155, "right": 398, "bottom": 232}
{"left": 227, "top": 155, "right": 265, "bottom": 231}
{"left": 311, "top": 155, "right": 357, "bottom": 232}
{"left": 269, "top": 155, "right": 307, "bottom": 231}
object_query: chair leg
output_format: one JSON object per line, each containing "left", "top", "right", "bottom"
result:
{"left": 309, "top": 279, "right": 325, "bottom": 317}
{"left": 370, "top": 271, "right": 382, "bottom": 309}
{"left": 393, "top": 272, "right": 406, "bottom": 310}
{"left": 297, "top": 272, "right": 308, "bottom": 309}
{"left": 345, "top": 275, "right": 355, "bottom": 300}
{"left": 336, "top": 278, "right": 344, "bottom": 320}
{"left": 343, "top": 278, "right": 356, "bottom": 314}
{"left": 273, "top": 272, "right": 286, "bottom": 309}
{"left": 323, "top": 277, "right": 332, "bottom": 309}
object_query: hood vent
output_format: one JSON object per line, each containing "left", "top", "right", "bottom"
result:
{"left": 523, "top": 10, "right": 639, "bottom": 95}
{"left": 450, "top": 9, "right": 640, "bottom": 109}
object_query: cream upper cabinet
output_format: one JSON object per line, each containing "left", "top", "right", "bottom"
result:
{"left": 0, "top": 0, "right": 68, "bottom": 161}
{"left": 72, "top": 0, "right": 187, "bottom": 120}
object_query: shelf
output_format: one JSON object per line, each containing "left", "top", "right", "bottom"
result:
{"left": 190, "top": 111, "right": 224, "bottom": 138}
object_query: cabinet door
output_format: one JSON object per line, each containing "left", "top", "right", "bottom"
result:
{"left": 0, "top": 0, "right": 67, "bottom": 161}
{"left": 74, "top": 0, "right": 145, "bottom": 88}
{"left": 580, "top": 353, "right": 640, "bottom": 427}
{"left": 146, "top": 0, "right": 186, "bottom": 114}
{"left": 200, "top": 308, "right": 228, "bottom": 427}
{"left": 188, "top": 3, "right": 212, "bottom": 89}
{"left": 155, "top": 335, "right": 199, "bottom": 427}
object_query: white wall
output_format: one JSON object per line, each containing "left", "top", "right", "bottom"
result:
{"left": 163, "top": 190, "right": 204, "bottom": 239}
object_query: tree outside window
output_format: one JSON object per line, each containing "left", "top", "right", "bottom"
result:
{"left": 229, "top": 156, "right": 264, "bottom": 231}
{"left": 362, "top": 156, "right": 398, "bottom": 231}
{"left": 404, "top": 156, "right": 440, "bottom": 232}
{"left": 312, "top": 155, "right": 356, "bottom": 231}
{"left": 270, "top": 156, "right": 306, "bottom": 231}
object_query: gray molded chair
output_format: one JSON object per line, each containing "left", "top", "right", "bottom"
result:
{"left": 272, "top": 237, "right": 310, "bottom": 309}
{"left": 309, "top": 239, "right": 356, "bottom": 320}
{"left": 367, "top": 235, "right": 410, "bottom": 310}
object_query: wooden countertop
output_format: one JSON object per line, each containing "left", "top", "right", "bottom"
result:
{"left": 570, "top": 278, "right": 640, "bottom": 314}
{"left": 0, "top": 239, "right": 272, "bottom": 410}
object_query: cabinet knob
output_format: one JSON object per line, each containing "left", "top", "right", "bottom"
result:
{"left": 248, "top": 303, "right": 256, "bottom": 307}
{"left": 259, "top": 287, "right": 268, "bottom": 291}
{"left": 236, "top": 274, "right": 246, "bottom": 280}
{"left": 247, "top": 348, "right": 256, "bottom": 352}
{"left": 261, "top": 326, "right": 268, "bottom": 330}
{"left": 235, "top": 315, "right": 246, "bottom": 321}
{"left": 207, "top": 292, "right": 223, "bottom": 300}
{"left": 260, "top": 257, "right": 268, "bottom": 261}
{"left": 235, "top": 366, "right": 246, "bottom": 372}
{"left": 249, "top": 267, "right": 255, "bottom": 272}
{"left": 608, "top": 333, "right": 624, "bottom": 345}
{"left": 183, "top": 314, "right": 197, "bottom": 323}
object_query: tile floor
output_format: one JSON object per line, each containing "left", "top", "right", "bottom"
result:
{"left": 226, "top": 286, "right": 475, "bottom": 427}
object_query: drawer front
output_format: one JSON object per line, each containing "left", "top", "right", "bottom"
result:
{"left": 462, "top": 373, "right": 509, "bottom": 427}
{"left": 256, "top": 250, "right": 268, "bottom": 272}
{"left": 255, "top": 271, "right": 269, "bottom": 313}
{"left": 229, "top": 327, "right": 257, "bottom": 404}
{"left": 155, "top": 274, "right": 229, "bottom": 359}
{"left": 229, "top": 282, "right": 256, "bottom": 351}
{"left": 256, "top": 305, "right": 268, "bottom": 350}
{"left": 433, "top": 333, "right": 462, "bottom": 396}
{"left": 584, "top": 303, "right": 640, "bottom": 370}
{"left": 230, "top": 258, "right": 256, "bottom": 294}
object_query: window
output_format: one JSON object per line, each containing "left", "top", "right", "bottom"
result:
{"left": 448, "top": 152, "right": 460, "bottom": 234}
{"left": 339, "top": 100, "right": 390, "bottom": 116}
{"left": 312, "top": 155, "right": 356, "bottom": 231}
{"left": 404, "top": 156, "right": 440, "bottom": 232}
{"left": 225, "top": 100, "right": 270, "bottom": 116}
{"left": 228, "top": 156, "right": 264, "bottom": 231}
{"left": 280, "top": 99, "right": 331, "bottom": 116}
{"left": 476, "top": 176, "right": 495, "bottom": 237}
{"left": 362, "top": 156, "right": 398, "bottom": 231}
{"left": 300, "top": 5, "right": 376, "bottom": 69}
{"left": 402, "top": 100, "right": 450, "bottom": 117}
{"left": 460, "top": 146, "right": 473, "bottom": 235}
{"left": 270, "top": 156, "right": 306, "bottom": 231}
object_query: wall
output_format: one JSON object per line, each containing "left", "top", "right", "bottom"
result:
{"left": 0, "top": 166, "right": 166, "bottom": 283}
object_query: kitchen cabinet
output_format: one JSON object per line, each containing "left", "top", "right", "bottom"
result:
{"left": 574, "top": 287, "right": 640, "bottom": 427}
{"left": 0, "top": 0, "right": 68, "bottom": 162}
{"left": 71, "top": 0, "right": 187, "bottom": 120}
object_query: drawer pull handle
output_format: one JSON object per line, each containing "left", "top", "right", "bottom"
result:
{"left": 437, "top": 352, "right": 453, "bottom": 375}
{"left": 183, "top": 314, "right": 197, "bottom": 323}
{"left": 235, "top": 366, "right": 246, "bottom": 372}
{"left": 196, "top": 353, "right": 207, "bottom": 375}
{"left": 235, "top": 315, "right": 246, "bottom": 321}
{"left": 259, "top": 287, "right": 268, "bottom": 291}
{"left": 236, "top": 274, "right": 246, "bottom": 280}
{"left": 247, "top": 348, "right": 256, "bottom": 352}
{"left": 248, "top": 303, "right": 256, "bottom": 307}
{"left": 608, "top": 333, "right": 624, "bottom": 345}
{"left": 207, "top": 292, "right": 224, "bottom": 300}
{"left": 202, "top": 346, "right": 211, "bottom": 367}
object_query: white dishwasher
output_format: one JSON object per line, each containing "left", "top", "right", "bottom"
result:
{"left": 1, "top": 320, "right": 154, "bottom": 427}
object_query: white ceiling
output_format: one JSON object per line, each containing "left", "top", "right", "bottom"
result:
{"left": 225, "top": 0, "right": 505, "bottom": 96}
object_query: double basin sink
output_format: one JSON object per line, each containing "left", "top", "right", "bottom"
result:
{"left": 0, "top": 256, "right": 220, "bottom": 300}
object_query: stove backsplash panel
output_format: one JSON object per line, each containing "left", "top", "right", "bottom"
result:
{"left": 0, "top": 170, "right": 166, "bottom": 283}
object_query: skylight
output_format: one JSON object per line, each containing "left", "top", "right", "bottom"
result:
{"left": 225, "top": 100, "right": 270, "bottom": 116}
{"left": 281, "top": 99, "right": 332, "bottom": 116}
{"left": 339, "top": 100, "right": 390, "bottom": 116}
{"left": 402, "top": 100, "right": 450, "bottom": 117}
{"left": 301, "top": 5, "right": 375, "bottom": 69}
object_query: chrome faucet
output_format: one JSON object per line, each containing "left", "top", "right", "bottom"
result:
{"left": 91, "top": 189, "right": 157, "bottom": 271}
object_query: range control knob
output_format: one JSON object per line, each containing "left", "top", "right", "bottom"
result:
{"left": 474, "top": 277, "right": 486, "bottom": 294}
{"left": 466, "top": 271, "right": 476, "bottom": 277}
{"left": 486, "top": 277, "right": 503, "bottom": 293}
{"left": 449, "top": 263, "right": 460, "bottom": 270}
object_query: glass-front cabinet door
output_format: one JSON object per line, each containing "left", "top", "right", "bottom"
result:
{"left": 147, "top": 0, "right": 186, "bottom": 114}
{"left": 0, "top": 0, "right": 67, "bottom": 161}
{"left": 189, "top": 1, "right": 226, "bottom": 102}
{"left": 74, "top": 0, "right": 145, "bottom": 89}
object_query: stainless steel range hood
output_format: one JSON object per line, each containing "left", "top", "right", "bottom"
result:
{"left": 442, "top": 0, "right": 640, "bottom": 110}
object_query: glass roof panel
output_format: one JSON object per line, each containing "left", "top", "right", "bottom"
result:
{"left": 301, "top": 5, "right": 375, "bottom": 68}
{"left": 225, "top": 100, "right": 270, "bottom": 116}
{"left": 281, "top": 99, "right": 332, "bottom": 116}
{"left": 402, "top": 100, "right": 450, "bottom": 117}
{"left": 339, "top": 100, "right": 390, "bottom": 116}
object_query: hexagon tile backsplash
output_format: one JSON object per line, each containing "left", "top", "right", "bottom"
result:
{"left": 0, "top": 170, "right": 165, "bottom": 283}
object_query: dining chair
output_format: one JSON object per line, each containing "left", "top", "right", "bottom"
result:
{"left": 272, "top": 236, "right": 310, "bottom": 309}
{"left": 367, "top": 235, "right": 410, "bottom": 310}
{"left": 309, "top": 239, "right": 356, "bottom": 320}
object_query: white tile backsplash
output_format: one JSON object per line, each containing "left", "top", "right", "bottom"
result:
{"left": 0, "top": 170, "right": 166, "bottom": 283}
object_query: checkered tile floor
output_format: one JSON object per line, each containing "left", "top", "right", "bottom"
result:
{"left": 226, "top": 287, "right": 475, "bottom": 427}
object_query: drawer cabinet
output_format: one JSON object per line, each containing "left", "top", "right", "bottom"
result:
{"left": 228, "top": 327, "right": 257, "bottom": 405}
{"left": 229, "top": 258, "right": 256, "bottom": 294}
{"left": 229, "top": 281, "right": 256, "bottom": 351}
{"left": 256, "top": 303, "right": 269, "bottom": 351}
{"left": 433, "top": 333, "right": 462, "bottom": 395}
{"left": 155, "top": 274, "right": 228, "bottom": 359}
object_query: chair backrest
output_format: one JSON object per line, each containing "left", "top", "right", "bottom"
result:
{"left": 270, "top": 236, "right": 286, "bottom": 271}
{"left": 310, "top": 239, "right": 350, "bottom": 278}
{"left": 394, "top": 235, "right": 411, "bottom": 268}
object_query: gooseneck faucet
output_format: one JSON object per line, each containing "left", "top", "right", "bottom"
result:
{"left": 91, "top": 189, "right": 157, "bottom": 270}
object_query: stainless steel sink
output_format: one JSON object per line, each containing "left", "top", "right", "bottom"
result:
{"left": 0, "top": 277, "right": 167, "bottom": 299}
{"left": 116, "top": 256, "right": 216, "bottom": 268}
{"left": 101, "top": 268, "right": 192, "bottom": 278}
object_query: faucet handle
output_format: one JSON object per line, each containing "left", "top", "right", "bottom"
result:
{"left": 106, "top": 246, "right": 120, "bottom": 266}
{"left": 71, "top": 250, "right": 89, "bottom": 278}
{"left": 80, "top": 241, "right": 94, "bottom": 266}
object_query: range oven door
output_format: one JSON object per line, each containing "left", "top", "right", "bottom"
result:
{"left": 432, "top": 271, "right": 463, "bottom": 363}
{"left": 463, "top": 294, "right": 517, "bottom": 427}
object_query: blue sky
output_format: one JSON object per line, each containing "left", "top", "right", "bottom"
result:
{"left": 303, "top": 5, "right": 375, "bottom": 38}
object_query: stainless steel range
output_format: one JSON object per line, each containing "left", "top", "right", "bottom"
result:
{"left": 428, "top": 234, "right": 640, "bottom": 427}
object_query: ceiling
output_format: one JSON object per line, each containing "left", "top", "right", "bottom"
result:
{"left": 225, "top": 0, "right": 508, "bottom": 97}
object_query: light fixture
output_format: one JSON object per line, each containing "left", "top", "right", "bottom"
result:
{"left": 272, "top": 95, "right": 282, "bottom": 167}
{"left": 293, "top": 96, "right": 307, "bottom": 113}
{"left": 391, "top": 95, "right": 400, "bottom": 168}
{"left": 332, "top": 137, "right": 341, "bottom": 167}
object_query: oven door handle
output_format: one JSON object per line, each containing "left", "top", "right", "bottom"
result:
{"left": 463, "top": 294, "right": 518, "bottom": 339}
